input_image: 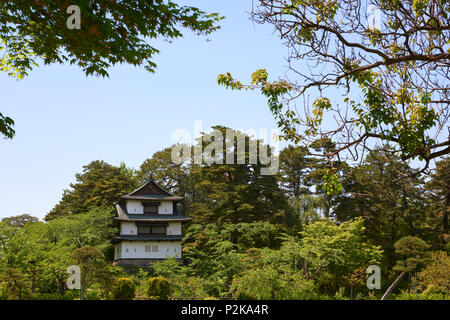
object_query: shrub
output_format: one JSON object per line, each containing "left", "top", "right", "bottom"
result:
{"left": 0, "top": 267, "right": 32, "bottom": 300}
{"left": 391, "top": 289, "right": 450, "bottom": 300}
{"left": 32, "top": 293, "right": 71, "bottom": 300}
{"left": 111, "top": 278, "right": 136, "bottom": 300}
{"left": 147, "top": 277, "right": 171, "bottom": 300}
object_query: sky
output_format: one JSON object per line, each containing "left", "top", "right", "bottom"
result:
{"left": 0, "top": 1, "right": 292, "bottom": 220}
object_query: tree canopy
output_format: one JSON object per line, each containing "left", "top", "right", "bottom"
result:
{"left": 45, "top": 160, "right": 138, "bottom": 220}
{"left": 0, "top": 0, "right": 223, "bottom": 139}
{"left": 218, "top": 0, "right": 449, "bottom": 177}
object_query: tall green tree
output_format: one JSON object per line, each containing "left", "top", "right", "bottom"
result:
{"left": 382, "top": 236, "right": 430, "bottom": 300}
{"left": 425, "top": 157, "right": 450, "bottom": 247}
{"left": 189, "top": 126, "right": 288, "bottom": 226}
{"left": 334, "top": 147, "right": 431, "bottom": 267}
{"left": 278, "top": 145, "right": 310, "bottom": 198}
{"left": 289, "top": 218, "right": 382, "bottom": 293}
{"left": 45, "top": 161, "right": 138, "bottom": 220}
{"left": 71, "top": 246, "right": 109, "bottom": 300}
{"left": 1, "top": 214, "right": 38, "bottom": 229}
{"left": 0, "top": 207, "right": 115, "bottom": 295}
{"left": 416, "top": 251, "right": 450, "bottom": 299}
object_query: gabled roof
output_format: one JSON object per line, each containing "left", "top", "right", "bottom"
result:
{"left": 114, "top": 203, "right": 191, "bottom": 223}
{"left": 120, "top": 176, "right": 183, "bottom": 201}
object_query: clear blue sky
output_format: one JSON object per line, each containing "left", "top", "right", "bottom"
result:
{"left": 0, "top": 1, "right": 292, "bottom": 220}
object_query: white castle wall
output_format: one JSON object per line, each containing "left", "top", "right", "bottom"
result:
{"left": 126, "top": 200, "right": 173, "bottom": 214}
{"left": 118, "top": 241, "right": 182, "bottom": 259}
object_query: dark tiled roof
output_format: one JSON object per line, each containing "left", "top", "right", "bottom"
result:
{"left": 121, "top": 195, "right": 183, "bottom": 201}
{"left": 126, "top": 214, "right": 190, "bottom": 221}
{"left": 115, "top": 235, "right": 184, "bottom": 241}
{"left": 115, "top": 203, "right": 192, "bottom": 222}
{"left": 121, "top": 177, "right": 183, "bottom": 201}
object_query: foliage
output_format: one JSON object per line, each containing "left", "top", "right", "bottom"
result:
{"left": 0, "top": 221, "right": 32, "bottom": 268}
{"left": 0, "top": 1, "right": 222, "bottom": 78}
{"left": 1, "top": 127, "right": 448, "bottom": 300}
{"left": 416, "top": 251, "right": 450, "bottom": 297}
{"left": 47, "top": 207, "right": 116, "bottom": 251}
{"left": 0, "top": 0, "right": 223, "bottom": 139}
{"left": 425, "top": 157, "right": 450, "bottom": 241}
{"left": 111, "top": 278, "right": 136, "bottom": 300}
{"left": 31, "top": 292, "right": 72, "bottom": 300}
{"left": 0, "top": 112, "right": 14, "bottom": 139}
{"left": 391, "top": 288, "right": 450, "bottom": 301}
{"left": 71, "top": 246, "right": 109, "bottom": 300}
{"left": 334, "top": 147, "right": 435, "bottom": 267}
{"left": 138, "top": 146, "right": 193, "bottom": 215}
{"left": 218, "top": 0, "right": 449, "bottom": 181}
{"left": 46, "top": 161, "right": 138, "bottom": 220}
{"left": 393, "top": 236, "right": 430, "bottom": 273}
{"left": 0, "top": 267, "right": 32, "bottom": 300}
{"left": 147, "top": 276, "right": 172, "bottom": 300}
{"left": 188, "top": 126, "right": 289, "bottom": 225}
{"left": 231, "top": 265, "right": 317, "bottom": 300}
{"left": 298, "top": 218, "right": 382, "bottom": 282}
{"left": 1, "top": 214, "right": 39, "bottom": 228}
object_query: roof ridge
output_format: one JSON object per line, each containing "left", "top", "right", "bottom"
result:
{"left": 123, "top": 177, "right": 178, "bottom": 198}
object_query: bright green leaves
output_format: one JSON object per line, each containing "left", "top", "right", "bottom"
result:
{"left": 314, "top": 0, "right": 340, "bottom": 23}
{"left": 412, "top": 0, "right": 430, "bottom": 16}
{"left": 0, "top": 1, "right": 224, "bottom": 139}
{"left": 298, "top": 217, "right": 383, "bottom": 276}
{"left": 365, "top": 28, "right": 383, "bottom": 45}
{"left": 322, "top": 169, "right": 343, "bottom": 195}
{"left": 288, "top": 0, "right": 339, "bottom": 23}
{"left": 345, "top": 64, "right": 439, "bottom": 161}
{"left": 217, "top": 72, "right": 244, "bottom": 90}
{"left": 251, "top": 69, "right": 268, "bottom": 85}
{"left": 306, "top": 97, "right": 332, "bottom": 136}
{"left": 297, "top": 27, "right": 314, "bottom": 43}
{"left": 390, "top": 84, "right": 439, "bottom": 159}
{"left": 0, "top": 1, "right": 222, "bottom": 77}
{"left": 218, "top": 69, "right": 294, "bottom": 140}
{"left": 0, "top": 40, "right": 37, "bottom": 80}
{"left": 311, "top": 98, "right": 331, "bottom": 124}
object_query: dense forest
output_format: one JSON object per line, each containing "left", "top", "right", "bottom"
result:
{"left": 1, "top": 0, "right": 449, "bottom": 301}
{"left": 1, "top": 127, "right": 448, "bottom": 300}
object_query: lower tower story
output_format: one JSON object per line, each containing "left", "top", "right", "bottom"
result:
{"left": 113, "top": 241, "right": 182, "bottom": 268}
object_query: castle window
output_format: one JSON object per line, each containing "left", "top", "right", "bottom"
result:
{"left": 137, "top": 224, "right": 167, "bottom": 235}
{"left": 152, "top": 245, "right": 158, "bottom": 252}
{"left": 143, "top": 203, "right": 159, "bottom": 215}
{"left": 145, "top": 245, "right": 151, "bottom": 252}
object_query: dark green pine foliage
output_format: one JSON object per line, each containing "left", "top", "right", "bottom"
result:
{"left": 189, "top": 126, "right": 289, "bottom": 226}
{"left": 303, "top": 138, "right": 349, "bottom": 218}
{"left": 278, "top": 145, "right": 310, "bottom": 198}
{"left": 334, "top": 146, "right": 431, "bottom": 268}
{"left": 425, "top": 157, "right": 450, "bottom": 248}
{"left": 45, "top": 160, "right": 139, "bottom": 220}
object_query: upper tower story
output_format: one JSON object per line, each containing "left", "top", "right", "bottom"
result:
{"left": 114, "top": 176, "right": 191, "bottom": 224}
